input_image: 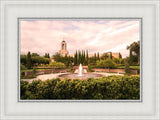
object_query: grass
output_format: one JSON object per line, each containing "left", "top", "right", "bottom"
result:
{"left": 21, "top": 68, "right": 53, "bottom": 72}
{"left": 21, "top": 74, "right": 37, "bottom": 79}
{"left": 116, "top": 66, "right": 140, "bottom": 69}
{"left": 130, "top": 66, "right": 140, "bottom": 69}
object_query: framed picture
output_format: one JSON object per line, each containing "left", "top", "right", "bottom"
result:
{"left": 19, "top": 18, "right": 142, "bottom": 102}
{"left": 0, "top": 0, "right": 159, "bottom": 120}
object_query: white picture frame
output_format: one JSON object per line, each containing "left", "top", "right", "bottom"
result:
{"left": 18, "top": 17, "right": 142, "bottom": 102}
{"left": 0, "top": 0, "right": 159, "bottom": 120}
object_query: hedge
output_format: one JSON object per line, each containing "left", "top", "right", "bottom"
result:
{"left": 20, "top": 75, "right": 140, "bottom": 100}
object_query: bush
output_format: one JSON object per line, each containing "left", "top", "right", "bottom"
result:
{"left": 88, "top": 64, "right": 94, "bottom": 72}
{"left": 96, "top": 59, "right": 116, "bottom": 69}
{"left": 32, "top": 67, "right": 37, "bottom": 75}
{"left": 49, "top": 61, "right": 65, "bottom": 68}
{"left": 20, "top": 75, "right": 140, "bottom": 100}
{"left": 125, "top": 59, "right": 130, "bottom": 73}
{"left": 20, "top": 64, "right": 27, "bottom": 70}
{"left": 21, "top": 72, "right": 25, "bottom": 76}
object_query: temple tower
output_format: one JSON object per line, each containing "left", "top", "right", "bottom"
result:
{"left": 59, "top": 39, "right": 69, "bottom": 56}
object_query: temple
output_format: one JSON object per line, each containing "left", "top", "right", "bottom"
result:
{"left": 59, "top": 40, "right": 69, "bottom": 56}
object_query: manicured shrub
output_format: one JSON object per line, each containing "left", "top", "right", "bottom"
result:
{"left": 20, "top": 75, "right": 140, "bottom": 100}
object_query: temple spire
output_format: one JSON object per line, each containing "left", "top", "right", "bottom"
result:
{"left": 62, "top": 36, "right": 65, "bottom": 42}
{"left": 59, "top": 38, "right": 68, "bottom": 56}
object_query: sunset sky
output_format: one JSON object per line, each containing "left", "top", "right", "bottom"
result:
{"left": 20, "top": 20, "right": 140, "bottom": 58}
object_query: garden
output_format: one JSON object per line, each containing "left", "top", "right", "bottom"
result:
{"left": 20, "top": 41, "right": 140, "bottom": 100}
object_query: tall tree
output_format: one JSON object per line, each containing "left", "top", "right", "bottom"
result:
{"left": 81, "top": 50, "right": 84, "bottom": 64}
{"left": 110, "top": 52, "right": 112, "bottom": 59}
{"left": 44, "top": 53, "right": 50, "bottom": 58}
{"left": 119, "top": 53, "right": 122, "bottom": 59}
{"left": 86, "top": 50, "right": 89, "bottom": 65}
{"left": 48, "top": 53, "right": 50, "bottom": 58}
{"left": 44, "top": 53, "right": 47, "bottom": 58}
{"left": 94, "top": 53, "right": 97, "bottom": 63}
{"left": 83, "top": 50, "right": 86, "bottom": 64}
{"left": 74, "top": 50, "right": 78, "bottom": 65}
{"left": 78, "top": 50, "right": 81, "bottom": 64}
{"left": 97, "top": 52, "right": 100, "bottom": 61}
{"left": 26, "top": 51, "right": 32, "bottom": 69}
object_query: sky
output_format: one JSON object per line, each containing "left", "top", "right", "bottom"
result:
{"left": 20, "top": 20, "right": 140, "bottom": 58}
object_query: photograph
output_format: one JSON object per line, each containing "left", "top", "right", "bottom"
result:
{"left": 20, "top": 19, "right": 140, "bottom": 100}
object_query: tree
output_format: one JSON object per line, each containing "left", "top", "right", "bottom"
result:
{"left": 31, "top": 56, "right": 50, "bottom": 65}
{"left": 119, "top": 53, "right": 122, "bottom": 59}
{"left": 44, "top": 53, "right": 50, "bottom": 58}
{"left": 32, "top": 67, "right": 37, "bottom": 75}
{"left": 20, "top": 64, "right": 26, "bottom": 70}
{"left": 53, "top": 52, "right": 62, "bottom": 62}
{"left": 21, "top": 55, "right": 27, "bottom": 65}
{"left": 31, "top": 53, "right": 40, "bottom": 57}
{"left": 94, "top": 53, "right": 97, "bottom": 63}
{"left": 26, "top": 51, "right": 32, "bottom": 69}
{"left": 83, "top": 50, "right": 86, "bottom": 64}
{"left": 125, "top": 58, "right": 130, "bottom": 73}
{"left": 110, "top": 52, "right": 112, "bottom": 59}
{"left": 52, "top": 52, "right": 73, "bottom": 67}
{"left": 78, "top": 50, "right": 81, "bottom": 64}
{"left": 127, "top": 41, "right": 140, "bottom": 64}
{"left": 48, "top": 53, "right": 50, "bottom": 58}
{"left": 81, "top": 50, "right": 84, "bottom": 64}
{"left": 119, "top": 58, "right": 124, "bottom": 64}
{"left": 74, "top": 50, "right": 78, "bottom": 65}
{"left": 96, "top": 59, "right": 116, "bottom": 70}
{"left": 113, "top": 58, "right": 119, "bottom": 64}
{"left": 88, "top": 64, "right": 92, "bottom": 72}
{"left": 97, "top": 52, "right": 100, "bottom": 61}
{"left": 86, "top": 50, "right": 89, "bottom": 64}
{"left": 103, "top": 59, "right": 116, "bottom": 69}
{"left": 101, "top": 53, "right": 109, "bottom": 60}
{"left": 129, "top": 50, "right": 134, "bottom": 65}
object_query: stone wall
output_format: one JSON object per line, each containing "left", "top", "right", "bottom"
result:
{"left": 92, "top": 68, "right": 138, "bottom": 74}
{"left": 24, "top": 69, "right": 70, "bottom": 76}
{"left": 73, "top": 66, "right": 88, "bottom": 71}
{"left": 24, "top": 68, "right": 138, "bottom": 76}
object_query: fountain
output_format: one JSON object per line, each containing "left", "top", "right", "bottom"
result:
{"left": 78, "top": 63, "right": 83, "bottom": 76}
{"left": 58, "top": 64, "right": 103, "bottom": 80}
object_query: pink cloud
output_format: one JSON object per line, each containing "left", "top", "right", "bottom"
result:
{"left": 20, "top": 20, "right": 140, "bottom": 58}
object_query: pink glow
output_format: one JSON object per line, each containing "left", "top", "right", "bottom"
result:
{"left": 20, "top": 20, "right": 140, "bottom": 58}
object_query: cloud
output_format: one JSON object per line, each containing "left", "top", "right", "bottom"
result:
{"left": 20, "top": 20, "right": 140, "bottom": 58}
{"left": 87, "top": 28, "right": 112, "bottom": 46}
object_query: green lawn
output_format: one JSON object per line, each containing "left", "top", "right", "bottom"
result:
{"left": 117, "top": 66, "right": 140, "bottom": 69}
{"left": 21, "top": 68, "right": 52, "bottom": 72}
{"left": 130, "top": 66, "right": 140, "bottom": 69}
